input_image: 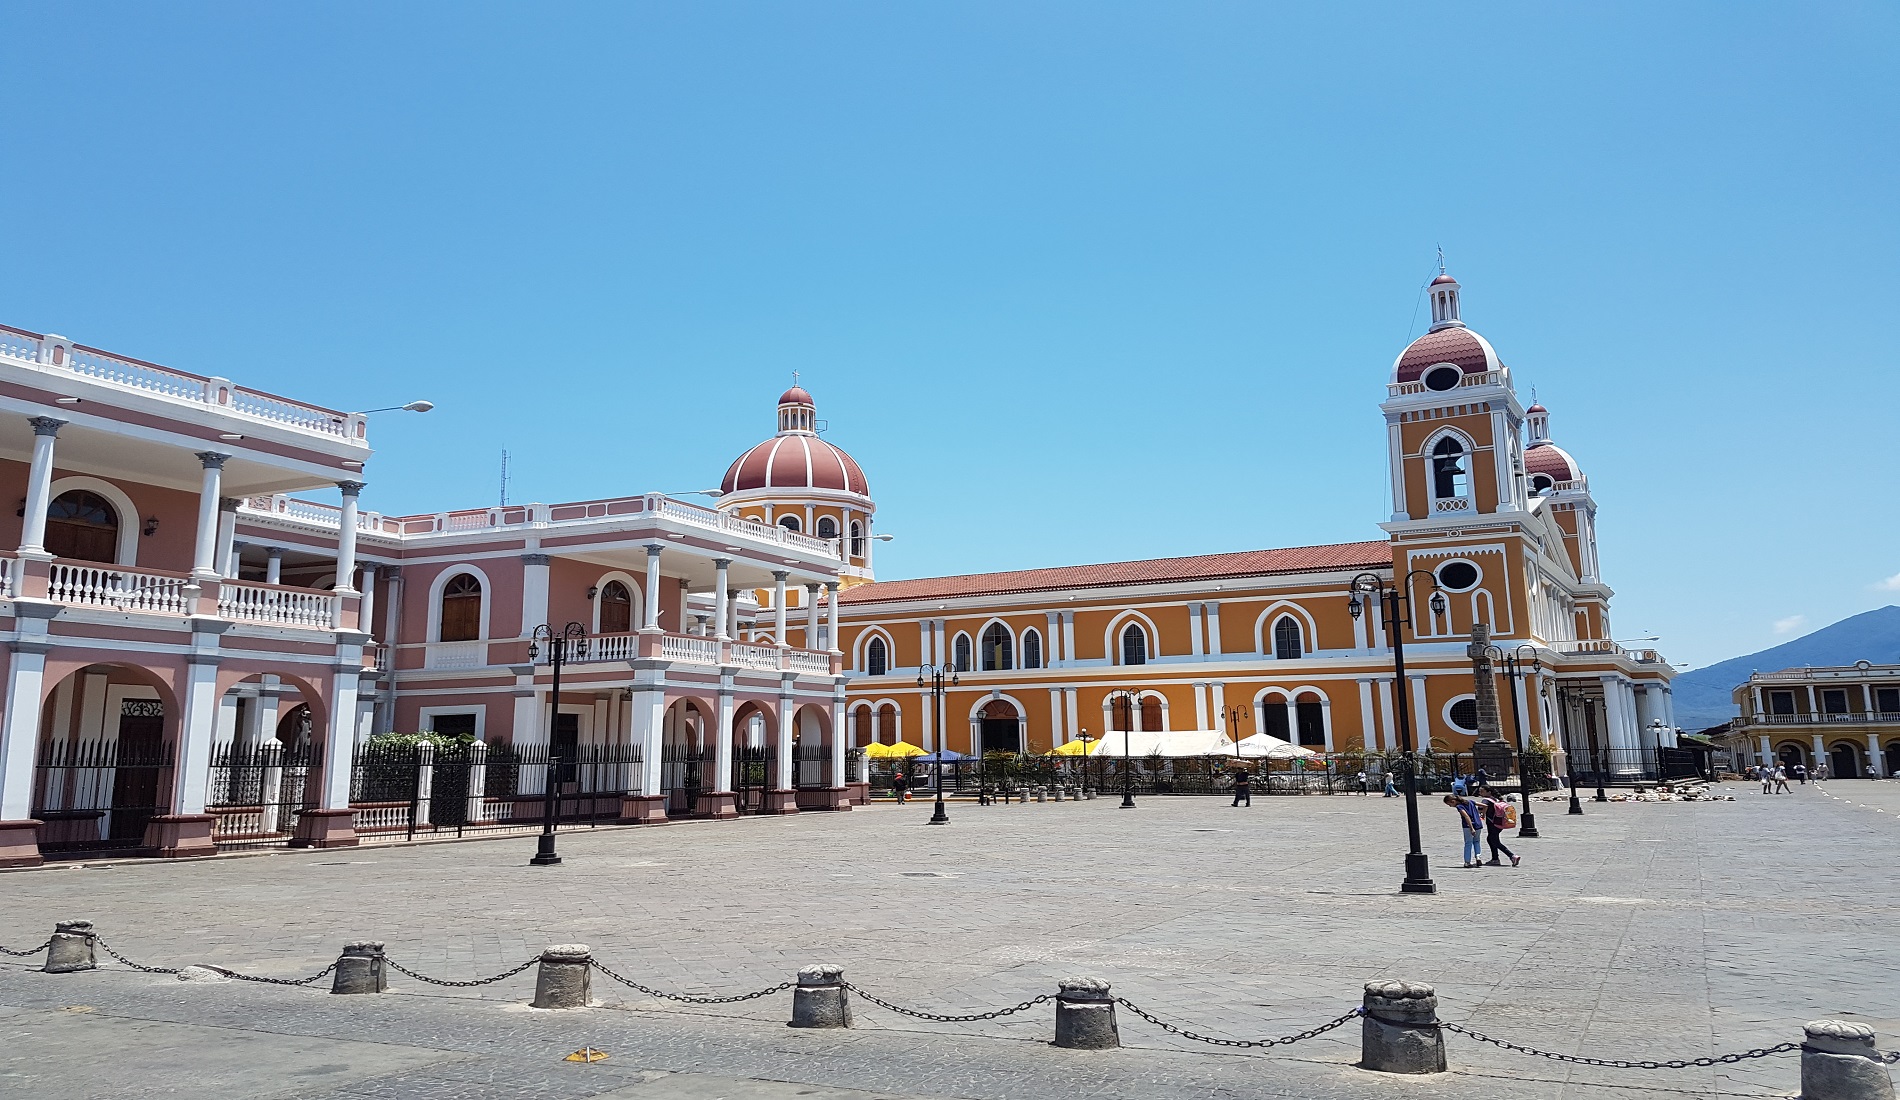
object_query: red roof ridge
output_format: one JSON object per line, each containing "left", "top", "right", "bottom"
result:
{"left": 843, "top": 540, "right": 1393, "bottom": 603}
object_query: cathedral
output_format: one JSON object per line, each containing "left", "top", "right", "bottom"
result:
{"left": 722, "top": 271, "right": 1677, "bottom": 764}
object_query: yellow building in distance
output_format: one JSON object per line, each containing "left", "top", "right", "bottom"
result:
{"left": 721, "top": 271, "right": 1675, "bottom": 769}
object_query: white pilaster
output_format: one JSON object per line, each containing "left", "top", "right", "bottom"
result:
{"left": 1211, "top": 681, "right": 1228, "bottom": 738}
{"left": 0, "top": 641, "right": 50, "bottom": 820}
{"left": 1188, "top": 602, "right": 1204, "bottom": 658}
{"left": 1378, "top": 677, "right": 1397, "bottom": 751}
{"left": 773, "top": 571, "right": 789, "bottom": 645}
{"left": 520, "top": 553, "right": 551, "bottom": 638}
{"left": 1193, "top": 682, "right": 1208, "bottom": 731}
{"left": 1408, "top": 675, "right": 1430, "bottom": 750}
{"left": 777, "top": 677, "right": 796, "bottom": 789}
{"left": 714, "top": 686, "right": 735, "bottom": 792}
{"left": 1065, "top": 687, "right": 1080, "bottom": 742}
{"left": 1061, "top": 613, "right": 1075, "bottom": 667}
{"left": 920, "top": 620, "right": 934, "bottom": 667}
{"left": 1205, "top": 602, "right": 1223, "bottom": 657}
{"left": 804, "top": 583, "right": 820, "bottom": 649}
{"left": 359, "top": 564, "right": 379, "bottom": 641}
{"left": 1046, "top": 612, "right": 1062, "bottom": 667}
{"left": 173, "top": 656, "right": 223, "bottom": 814}
{"left": 825, "top": 581, "right": 841, "bottom": 653}
{"left": 920, "top": 688, "right": 935, "bottom": 751}
{"left": 830, "top": 683, "right": 847, "bottom": 787}
{"left": 318, "top": 669, "right": 360, "bottom": 811}
{"left": 634, "top": 688, "right": 665, "bottom": 796}
{"left": 1358, "top": 678, "right": 1377, "bottom": 752}
{"left": 1049, "top": 690, "right": 1065, "bottom": 746}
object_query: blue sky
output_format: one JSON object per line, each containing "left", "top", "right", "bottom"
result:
{"left": 2, "top": 3, "right": 1895, "bottom": 670}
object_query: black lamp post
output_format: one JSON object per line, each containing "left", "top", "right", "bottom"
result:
{"left": 1554, "top": 682, "right": 1586, "bottom": 816}
{"left": 1349, "top": 570, "right": 1447, "bottom": 895}
{"left": 526, "top": 621, "right": 587, "bottom": 867}
{"left": 1589, "top": 696, "right": 1610, "bottom": 803}
{"left": 1483, "top": 643, "right": 1542, "bottom": 838}
{"left": 1078, "top": 728, "right": 1093, "bottom": 794}
{"left": 1113, "top": 690, "right": 1140, "bottom": 809}
{"left": 1222, "top": 703, "right": 1247, "bottom": 768}
{"left": 917, "top": 662, "right": 956, "bottom": 825}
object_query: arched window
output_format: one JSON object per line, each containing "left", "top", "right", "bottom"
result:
{"left": 853, "top": 707, "right": 874, "bottom": 747}
{"left": 981, "top": 623, "right": 1013, "bottom": 671}
{"left": 1261, "top": 698, "right": 1291, "bottom": 742}
{"left": 865, "top": 636, "right": 888, "bottom": 676}
{"left": 1140, "top": 696, "right": 1163, "bottom": 732}
{"left": 1021, "top": 629, "right": 1042, "bottom": 670}
{"left": 1294, "top": 694, "right": 1326, "bottom": 747}
{"left": 45, "top": 490, "right": 119, "bottom": 563}
{"left": 1121, "top": 624, "right": 1147, "bottom": 666}
{"left": 598, "top": 580, "right": 632, "bottom": 634}
{"left": 777, "top": 515, "right": 801, "bottom": 533}
{"left": 1273, "top": 616, "right": 1303, "bottom": 660}
{"left": 877, "top": 703, "right": 898, "bottom": 744}
{"left": 439, "top": 573, "right": 483, "bottom": 641}
{"left": 816, "top": 516, "right": 838, "bottom": 540}
{"left": 1530, "top": 474, "right": 1554, "bottom": 494}
{"left": 1431, "top": 437, "right": 1468, "bottom": 500}
{"left": 849, "top": 521, "right": 864, "bottom": 557}
{"left": 952, "top": 633, "right": 972, "bottom": 672}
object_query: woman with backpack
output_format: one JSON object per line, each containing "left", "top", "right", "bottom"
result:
{"left": 1444, "top": 794, "right": 1484, "bottom": 868}
{"left": 1478, "top": 794, "right": 1521, "bottom": 866}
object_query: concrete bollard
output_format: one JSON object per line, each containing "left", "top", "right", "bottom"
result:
{"left": 1360, "top": 980, "right": 1446, "bottom": 1074}
{"left": 1802, "top": 1020, "right": 1895, "bottom": 1100}
{"left": 44, "top": 920, "right": 97, "bottom": 974}
{"left": 1053, "top": 977, "right": 1118, "bottom": 1049}
{"left": 1035, "top": 788, "right": 1047, "bottom": 803}
{"left": 1017, "top": 790, "right": 1029, "bottom": 804}
{"left": 531, "top": 945, "right": 592, "bottom": 1009}
{"left": 1084, "top": 788, "right": 1095, "bottom": 800}
{"left": 331, "top": 941, "right": 387, "bottom": 995}
{"left": 789, "top": 964, "right": 852, "bottom": 1028}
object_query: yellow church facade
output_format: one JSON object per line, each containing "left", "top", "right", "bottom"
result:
{"left": 720, "top": 271, "right": 1675, "bottom": 772}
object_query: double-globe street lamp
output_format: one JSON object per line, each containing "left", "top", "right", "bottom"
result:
{"left": 1111, "top": 689, "right": 1141, "bottom": 809}
{"left": 917, "top": 662, "right": 957, "bottom": 825}
{"left": 526, "top": 621, "right": 588, "bottom": 867}
{"left": 1349, "top": 570, "right": 1447, "bottom": 896}
{"left": 1483, "top": 642, "right": 1543, "bottom": 839}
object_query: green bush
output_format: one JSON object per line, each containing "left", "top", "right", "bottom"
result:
{"left": 363, "top": 730, "right": 477, "bottom": 751}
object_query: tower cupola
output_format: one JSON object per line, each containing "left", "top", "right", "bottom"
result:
{"left": 777, "top": 385, "right": 817, "bottom": 434}
{"left": 1527, "top": 402, "right": 1550, "bottom": 445}
{"left": 1428, "top": 271, "right": 1464, "bottom": 331}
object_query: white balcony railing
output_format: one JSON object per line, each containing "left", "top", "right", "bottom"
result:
{"left": 0, "top": 324, "right": 365, "bottom": 443}
{"left": 425, "top": 641, "right": 486, "bottom": 669}
{"left": 729, "top": 642, "right": 781, "bottom": 671}
{"left": 586, "top": 633, "right": 640, "bottom": 662}
{"left": 786, "top": 650, "right": 833, "bottom": 675}
{"left": 1386, "top": 368, "right": 1508, "bottom": 398}
{"left": 659, "top": 634, "right": 721, "bottom": 665}
{"left": 1433, "top": 497, "right": 1472, "bottom": 513}
{"left": 216, "top": 579, "right": 337, "bottom": 628}
{"left": 47, "top": 563, "right": 191, "bottom": 615}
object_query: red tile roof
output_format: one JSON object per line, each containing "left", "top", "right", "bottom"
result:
{"left": 1393, "top": 327, "right": 1494, "bottom": 383}
{"left": 842, "top": 541, "right": 1393, "bottom": 604}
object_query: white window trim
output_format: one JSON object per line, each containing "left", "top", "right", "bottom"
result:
{"left": 46, "top": 475, "right": 142, "bottom": 566}
{"left": 426, "top": 564, "right": 494, "bottom": 643}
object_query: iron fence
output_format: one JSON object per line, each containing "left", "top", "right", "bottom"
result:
{"left": 30, "top": 738, "right": 174, "bottom": 854}
{"left": 659, "top": 744, "right": 714, "bottom": 816}
{"left": 348, "top": 741, "right": 643, "bottom": 841}
{"left": 208, "top": 741, "right": 321, "bottom": 850}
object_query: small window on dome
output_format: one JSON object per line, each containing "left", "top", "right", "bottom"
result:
{"left": 778, "top": 515, "right": 801, "bottom": 533}
{"left": 1423, "top": 365, "right": 1462, "bottom": 392}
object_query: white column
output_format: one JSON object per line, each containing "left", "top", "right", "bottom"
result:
{"left": 1409, "top": 675, "right": 1430, "bottom": 750}
{"left": 1378, "top": 677, "right": 1397, "bottom": 751}
{"left": 265, "top": 547, "right": 284, "bottom": 585}
{"left": 319, "top": 672, "right": 361, "bottom": 811}
{"left": 254, "top": 678, "right": 283, "bottom": 747}
{"left": 1358, "top": 678, "right": 1377, "bottom": 752}
{"left": 773, "top": 571, "right": 789, "bottom": 645}
{"left": 1206, "top": 602, "right": 1223, "bottom": 657}
{"left": 1049, "top": 690, "right": 1065, "bottom": 747}
{"left": 642, "top": 544, "right": 664, "bottom": 631}
{"left": 919, "top": 620, "right": 934, "bottom": 667}
{"left": 1188, "top": 603, "right": 1204, "bottom": 658}
{"left": 1046, "top": 612, "right": 1062, "bottom": 667}
{"left": 191, "top": 452, "right": 229, "bottom": 578}
{"left": 799, "top": 583, "right": 818, "bottom": 649}
{"left": 726, "top": 588, "right": 740, "bottom": 640}
{"left": 1513, "top": 671, "right": 1533, "bottom": 745}
{"left": 16, "top": 417, "right": 65, "bottom": 557}
{"left": 1351, "top": 596, "right": 1369, "bottom": 650}
{"left": 0, "top": 642, "right": 51, "bottom": 821}
{"left": 1810, "top": 732, "right": 1826, "bottom": 765}
{"left": 216, "top": 500, "right": 240, "bottom": 577}
{"left": 934, "top": 619, "right": 947, "bottom": 667}
{"left": 920, "top": 688, "right": 935, "bottom": 751}
{"left": 1065, "top": 687, "right": 1080, "bottom": 742}
{"left": 1865, "top": 733, "right": 1885, "bottom": 777}
{"left": 825, "top": 581, "right": 841, "bottom": 653}
{"left": 634, "top": 688, "right": 665, "bottom": 795}
{"left": 333, "top": 481, "right": 363, "bottom": 593}
{"left": 520, "top": 553, "right": 551, "bottom": 636}
{"left": 830, "top": 684, "right": 847, "bottom": 788}
{"left": 1757, "top": 734, "right": 1772, "bottom": 763}
{"left": 1600, "top": 675, "right": 1631, "bottom": 751}
{"left": 358, "top": 564, "right": 379, "bottom": 641}
{"left": 1061, "top": 613, "right": 1075, "bottom": 667}
{"left": 1193, "top": 682, "right": 1208, "bottom": 731}
{"left": 705, "top": 559, "right": 729, "bottom": 642}
{"left": 1211, "top": 681, "right": 1228, "bottom": 738}
{"left": 173, "top": 656, "right": 223, "bottom": 814}
{"left": 777, "top": 678, "right": 796, "bottom": 789}
{"left": 714, "top": 687, "right": 735, "bottom": 792}
{"left": 216, "top": 692, "right": 242, "bottom": 748}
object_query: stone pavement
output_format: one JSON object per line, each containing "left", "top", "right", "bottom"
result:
{"left": 2, "top": 782, "right": 1897, "bottom": 1099}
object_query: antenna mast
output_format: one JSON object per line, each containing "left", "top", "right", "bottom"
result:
{"left": 499, "top": 449, "right": 510, "bottom": 506}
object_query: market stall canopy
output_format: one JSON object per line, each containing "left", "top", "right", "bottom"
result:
{"left": 1092, "top": 730, "right": 1237, "bottom": 758}
{"left": 865, "top": 741, "right": 928, "bottom": 759}
{"left": 1232, "top": 733, "right": 1320, "bottom": 760}
{"left": 1052, "top": 738, "right": 1102, "bottom": 756}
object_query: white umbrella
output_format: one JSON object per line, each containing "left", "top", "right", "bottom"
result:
{"left": 1232, "top": 733, "right": 1318, "bottom": 760}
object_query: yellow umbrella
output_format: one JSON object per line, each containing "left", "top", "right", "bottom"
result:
{"left": 1052, "top": 738, "right": 1101, "bottom": 756}
{"left": 865, "top": 741, "right": 928, "bottom": 759}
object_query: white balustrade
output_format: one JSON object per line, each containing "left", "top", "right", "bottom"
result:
{"left": 730, "top": 642, "right": 781, "bottom": 671}
{"left": 0, "top": 325, "right": 360, "bottom": 440}
{"left": 425, "top": 641, "right": 486, "bottom": 669}
{"left": 1433, "top": 497, "right": 1471, "bottom": 513}
{"left": 577, "top": 633, "right": 640, "bottom": 663}
{"left": 216, "top": 579, "right": 338, "bottom": 627}
{"left": 786, "top": 650, "right": 833, "bottom": 675}
{"left": 351, "top": 803, "right": 413, "bottom": 833}
{"left": 47, "top": 563, "right": 192, "bottom": 614}
{"left": 659, "top": 633, "right": 720, "bottom": 666}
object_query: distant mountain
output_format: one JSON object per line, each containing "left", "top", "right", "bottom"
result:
{"left": 1670, "top": 606, "right": 1900, "bottom": 731}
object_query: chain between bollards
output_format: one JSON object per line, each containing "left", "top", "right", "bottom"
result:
{"left": 591, "top": 959, "right": 792, "bottom": 1004}
{"left": 0, "top": 940, "right": 51, "bottom": 956}
{"left": 1114, "top": 999, "right": 1363, "bottom": 1049}
{"left": 843, "top": 981, "right": 1052, "bottom": 1023}
{"left": 383, "top": 956, "right": 540, "bottom": 988}
{"left": 1439, "top": 1021, "right": 1802, "bottom": 1069}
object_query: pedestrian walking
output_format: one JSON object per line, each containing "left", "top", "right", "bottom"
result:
{"left": 1355, "top": 770, "right": 1369, "bottom": 796}
{"left": 1815, "top": 760, "right": 1830, "bottom": 783}
{"left": 1445, "top": 794, "right": 1484, "bottom": 868}
{"left": 1795, "top": 763, "right": 1808, "bottom": 785}
{"left": 1231, "top": 769, "right": 1251, "bottom": 807}
{"left": 891, "top": 768, "right": 909, "bottom": 803}
{"left": 1773, "top": 765, "right": 1792, "bottom": 794}
{"left": 1478, "top": 795, "right": 1520, "bottom": 866}
{"left": 1383, "top": 770, "right": 1399, "bottom": 797}
{"left": 1760, "top": 765, "right": 1774, "bottom": 794}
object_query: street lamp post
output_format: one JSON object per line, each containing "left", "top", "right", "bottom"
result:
{"left": 1350, "top": 570, "right": 1448, "bottom": 896}
{"left": 1112, "top": 690, "right": 1140, "bottom": 809}
{"left": 1078, "top": 728, "right": 1094, "bottom": 794}
{"left": 1483, "top": 643, "right": 1542, "bottom": 838}
{"left": 917, "top": 662, "right": 957, "bottom": 824}
{"left": 526, "top": 621, "right": 587, "bottom": 867}
{"left": 1222, "top": 704, "right": 1246, "bottom": 767}
{"left": 1554, "top": 683, "right": 1586, "bottom": 816}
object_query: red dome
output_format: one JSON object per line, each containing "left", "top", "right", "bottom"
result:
{"left": 1525, "top": 443, "right": 1579, "bottom": 483}
{"left": 1391, "top": 326, "right": 1499, "bottom": 384}
{"left": 722, "top": 434, "right": 869, "bottom": 496}
{"left": 1430, "top": 273, "right": 1459, "bottom": 286}
{"left": 1526, "top": 403, "right": 1548, "bottom": 415}
{"left": 779, "top": 386, "right": 814, "bottom": 406}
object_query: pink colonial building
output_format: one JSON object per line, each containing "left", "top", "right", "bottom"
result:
{"left": 0, "top": 324, "right": 852, "bottom": 868}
